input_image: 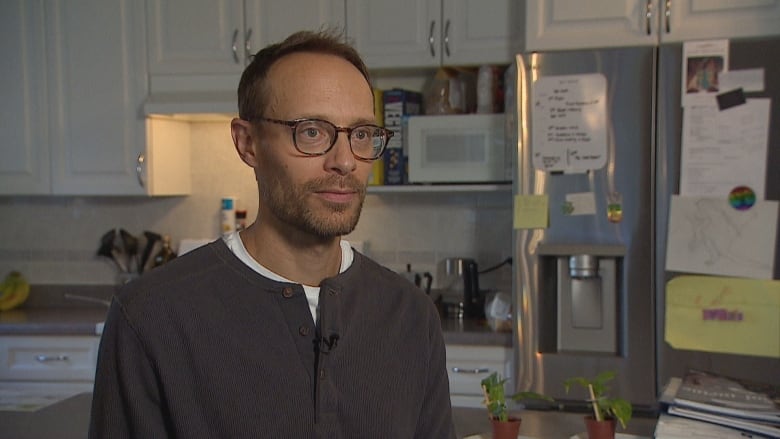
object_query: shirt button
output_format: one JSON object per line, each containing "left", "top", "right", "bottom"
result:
{"left": 319, "top": 369, "right": 326, "bottom": 380}
{"left": 298, "top": 325, "right": 309, "bottom": 336}
{"left": 282, "top": 287, "right": 294, "bottom": 298}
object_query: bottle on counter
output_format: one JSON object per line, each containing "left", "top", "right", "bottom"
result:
{"left": 221, "top": 197, "right": 237, "bottom": 237}
{"left": 153, "top": 235, "right": 177, "bottom": 268}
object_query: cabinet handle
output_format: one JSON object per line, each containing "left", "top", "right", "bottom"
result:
{"left": 136, "top": 153, "right": 146, "bottom": 188}
{"left": 451, "top": 367, "right": 490, "bottom": 374}
{"left": 36, "top": 354, "right": 69, "bottom": 362}
{"left": 232, "top": 28, "right": 240, "bottom": 63}
{"left": 664, "top": 0, "right": 671, "bottom": 33}
{"left": 645, "top": 0, "right": 653, "bottom": 35}
{"left": 245, "top": 28, "right": 253, "bottom": 62}
{"left": 443, "top": 19, "right": 450, "bottom": 57}
{"left": 428, "top": 20, "right": 436, "bottom": 58}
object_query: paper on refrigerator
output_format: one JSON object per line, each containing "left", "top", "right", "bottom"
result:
{"left": 679, "top": 99, "right": 770, "bottom": 199}
{"left": 665, "top": 195, "right": 777, "bottom": 279}
{"left": 665, "top": 275, "right": 780, "bottom": 358}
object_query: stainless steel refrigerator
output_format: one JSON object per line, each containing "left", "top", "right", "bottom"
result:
{"left": 506, "top": 37, "right": 780, "bottom": 411}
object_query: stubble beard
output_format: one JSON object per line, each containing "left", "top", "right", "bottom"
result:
{"left": 261, "top": 174, "right": 366, "bottom": 239}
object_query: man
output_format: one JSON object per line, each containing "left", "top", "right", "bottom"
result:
{"left": 89, "top": 30, "right": 456, "bottom": 438}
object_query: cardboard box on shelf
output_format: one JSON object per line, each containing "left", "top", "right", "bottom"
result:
{"left": 382, "top": 88, "right": 422, "bottom": 185}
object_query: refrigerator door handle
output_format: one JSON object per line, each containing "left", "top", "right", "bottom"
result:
{"left": 664, "top": 0, "right": 671, "bottom": 33}
{"left": 645, "top": 0, "right": 653, "bottom": 35}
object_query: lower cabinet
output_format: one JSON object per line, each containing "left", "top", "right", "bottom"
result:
{"left": 0, "top": 335, "right": 101, "bottom": 394}
{"left": 446, "top": 344, "right": 510, "bottom": 408}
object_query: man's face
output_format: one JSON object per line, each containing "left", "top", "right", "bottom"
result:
{"left": 252, "top": 52, "right": 376, "bottom": 239}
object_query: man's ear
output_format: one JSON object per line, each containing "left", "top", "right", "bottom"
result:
{"left": 231, "top": 118, "right": 259, "bottom": 167}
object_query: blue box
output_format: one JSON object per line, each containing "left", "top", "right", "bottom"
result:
{"left": 382, "top": 89, "right": 422, "bottom": 185}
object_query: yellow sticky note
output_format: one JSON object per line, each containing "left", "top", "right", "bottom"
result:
{"left": 513, "top": 195, "right": 549, "bottom": 229}
{"left": 665, "top": 275, "right": 780, "bottom": 358}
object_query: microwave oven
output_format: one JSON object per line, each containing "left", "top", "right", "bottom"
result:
{"left": 406, "top": 114, "right": 510, "bottom": 184}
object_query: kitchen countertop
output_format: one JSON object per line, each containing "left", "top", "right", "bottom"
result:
{"left": 2, "top": 284, "right": 511, "bottom": 345}
{"left": 0, "top": 305, "right": 511, "bottom": 347}
{"left": 0, "top": 392, "right": 658, "bottom": 439}
{"left": 0, "top": 308, "right": 107, "bottom": 336}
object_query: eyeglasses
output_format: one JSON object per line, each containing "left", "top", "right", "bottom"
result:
{"left": 256, "top": 117, "right": 393, "bottom": 161}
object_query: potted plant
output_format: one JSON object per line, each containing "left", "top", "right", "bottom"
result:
{"left": 564, "top": 371, "right": 633, "bottom": 439}
{"left": 481, "top": 372, "right": 553, "bottom": 439}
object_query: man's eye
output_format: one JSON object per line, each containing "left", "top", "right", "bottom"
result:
{"left": 303, "top": 128, "right": 321, "bottom": 138}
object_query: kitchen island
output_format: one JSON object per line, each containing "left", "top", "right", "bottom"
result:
{"left": 0, "top": 392, "right": 658, "bottom": 439}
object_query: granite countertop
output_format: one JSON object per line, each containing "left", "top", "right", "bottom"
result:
{"left": 0, "top": 285, "right": 512, "bottom": 346}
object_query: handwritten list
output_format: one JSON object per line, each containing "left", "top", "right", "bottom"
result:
{"left": 532, "top": 73, "right": 608, "bottom": 172}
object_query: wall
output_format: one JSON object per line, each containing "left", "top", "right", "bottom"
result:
{"left": 0, "top": 121, "right": 513, "bottom": 292}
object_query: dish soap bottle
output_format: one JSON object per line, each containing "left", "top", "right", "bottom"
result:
{"left": 153, "top": 235, "right": 177, "bottom": 268}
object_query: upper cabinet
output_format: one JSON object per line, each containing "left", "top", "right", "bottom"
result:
{"left": 346, "top": 0, "right": 523, "bottom": 69}
{"left": 526, "top": 0, "right": 780, "bottom": 51}
{"left": 0, "top": 0, "right": 189, "bottom": 196}
{"left": 146, "top": 0, "right": 346, "bottom": 93}
{"left": 0, "top": 1, "right": 50, "bottom": 194}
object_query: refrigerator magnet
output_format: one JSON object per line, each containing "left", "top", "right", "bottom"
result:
{"left": 564, "top": 192, "right": 597, "bottom": 216}
{"left": 607, "top": 192, "right": 623, "bottom": 223}
{"left": 728, "top": 186, "right": 756, "bottom": 210}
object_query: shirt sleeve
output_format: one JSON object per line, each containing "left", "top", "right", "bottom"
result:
{"left": 88, "top": 299, "right": 170, "bottom": 438}
{"left": 415, "top": 300, "right": 457, "bottom": 439}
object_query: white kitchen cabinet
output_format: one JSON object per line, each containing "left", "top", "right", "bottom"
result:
{"left": 526, "top": 0, "right": 780, "bottom": 51}
{"left": 0, "top": 1, "right": 50, "bottom": 195}
{"left": 346, "top": 0, "right": 522, "bottom": 69}
{"left": 0, "top": 335, "right": 100, "bottom": 384}
{"left": 661, "top": 0, "right": 780, "bottom": 42}
{"left": 146, "top": 0, "right": 345, "bottom": 93}
{"left": 0, "top": 0, "right": 190, "bottom": 196}
{"left": 446, "top": 344, "right": 511, "bottom": 408}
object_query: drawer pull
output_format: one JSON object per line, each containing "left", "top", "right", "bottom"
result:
{"left": 35, "top": 354, "right": 69, "bottom": 362}
{"left": 451, "top": 367, "right": 490, "bottom": 374}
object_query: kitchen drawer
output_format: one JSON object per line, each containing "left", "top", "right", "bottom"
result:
{"left": 0, "top": 336, "right": 100, "bottom": 382}
{"left": 446, "top": 344, "right": 510, "bottom": 407}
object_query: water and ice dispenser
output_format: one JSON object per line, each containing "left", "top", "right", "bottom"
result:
{"left": 537, "top": 244, "right": 625, "bottom": 354}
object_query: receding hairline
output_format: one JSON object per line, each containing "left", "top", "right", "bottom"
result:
{"left": 236, "top": 30, "right": 372, "bottom": 121}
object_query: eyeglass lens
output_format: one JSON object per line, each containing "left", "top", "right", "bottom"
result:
{"left": 293, "top": 120, "right": 386, "bottom": 159}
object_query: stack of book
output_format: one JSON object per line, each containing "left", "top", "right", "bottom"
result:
{"left": 657, "top": 369, "right": 780, "bottom": 438}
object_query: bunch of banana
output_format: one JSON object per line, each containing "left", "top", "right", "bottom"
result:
{"left": 0, "top": 271, "right": 31, "bottom": 311}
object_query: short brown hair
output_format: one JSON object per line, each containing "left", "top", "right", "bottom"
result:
{"left": 236, "top": 29, "right": 371, "bottom": 121}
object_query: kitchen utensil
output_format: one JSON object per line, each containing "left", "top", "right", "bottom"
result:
{"left": 422, "top": 272, "right": 433, "bottom": 295}
{"left": 96, "top": 229, "right": 123, "bottom": 271}
{"left": 139, "top": 231, "right": 162, "bottom": 273}
{"left": 119, "top": 229, "right": 139, "bottom": 273}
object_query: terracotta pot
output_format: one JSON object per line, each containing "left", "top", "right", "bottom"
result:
{"left": 490, "top": 416, "right": 521, "bottom": 439}
{"left": 584, "top": 415, "right": 616, "bottom": 439}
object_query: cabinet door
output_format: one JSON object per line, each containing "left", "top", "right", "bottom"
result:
{"left": 146, "top": 0, "right": 245, "bottom": 76}
{"left": 346, "top": 0, "right": 441, "bottom": 69}
{"left": 442, "top": 0, "right": 523, "bottom": 66}
{"left": 0, "top": 1, "right": 50, "bottom": 195}
{"left": 47, "top": 0, "right": 149, "bottom": 195}
{"left": 245, "top": 0, "right": 345, "bottom": 56}
{"left": 526, "top": 0, "right": 658, "bottom": 51}
{"left": 661, "top": 0, "right": 780, "bottom": 42}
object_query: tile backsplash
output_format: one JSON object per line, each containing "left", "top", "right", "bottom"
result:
{"left": 0, "top": 121, "right": 513, "bottom": 292}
